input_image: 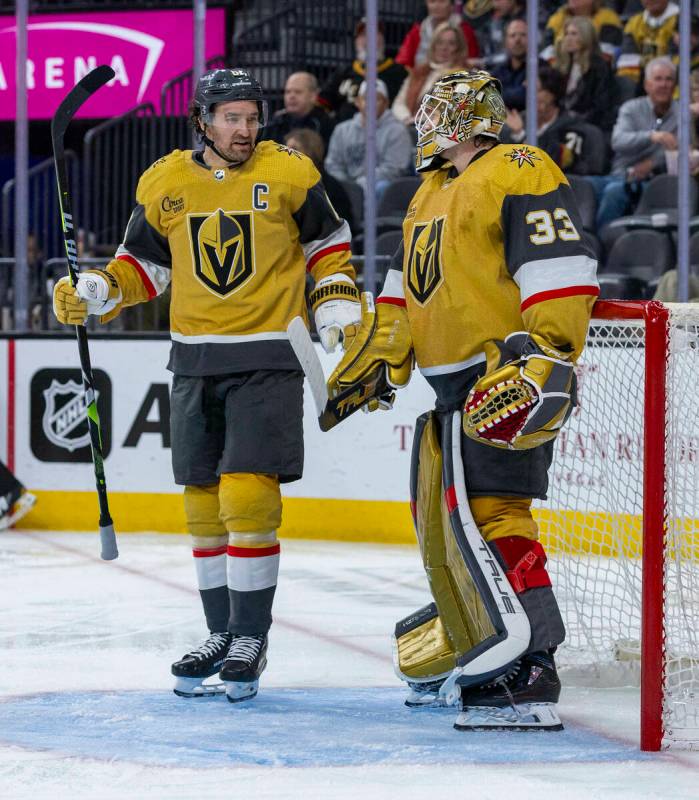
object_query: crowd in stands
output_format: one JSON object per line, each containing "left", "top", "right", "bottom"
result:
{"left": 259, "top": 0, "right": 699, "bottom": 302}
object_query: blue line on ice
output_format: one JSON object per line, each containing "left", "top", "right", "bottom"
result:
{"left": 0, "top": 688, "right": 651, "bottom": 767}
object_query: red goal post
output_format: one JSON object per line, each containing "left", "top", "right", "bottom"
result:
{"left": 535, "top": 299, "right": 699, "bottom": 751}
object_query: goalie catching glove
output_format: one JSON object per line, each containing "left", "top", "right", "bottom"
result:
{"left": 310, "top": 273, "right": 361, "bottom": 353}
{"left": 463, "top": 332, "right": 576, "bottom": 450}
{"left": 53, "top": 269, "right": 122, "bottom": 326}
{"left": 326, "top": 293, "right": 414, "bottom": 416}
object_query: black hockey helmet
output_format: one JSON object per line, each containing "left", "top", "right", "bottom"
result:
{"left": 194, "top": 68, "right": 268, "bottom": 127}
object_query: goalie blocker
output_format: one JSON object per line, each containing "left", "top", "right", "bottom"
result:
{"left": 393, "top": 411, "right": 565, "bottom": 726}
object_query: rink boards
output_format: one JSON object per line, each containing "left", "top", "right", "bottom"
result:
{"left": 1, "top": 334, "right": 694, "bottom": 551}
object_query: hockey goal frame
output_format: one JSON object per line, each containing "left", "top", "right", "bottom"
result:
{"left": 590, "top": 300, "right": 671, "bottom": 751}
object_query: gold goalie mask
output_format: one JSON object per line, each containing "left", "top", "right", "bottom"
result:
{"left": 414, "top": 70, "right": 506, "bottom": 172}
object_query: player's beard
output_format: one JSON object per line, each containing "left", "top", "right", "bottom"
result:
{"left": 220, "top": 137, "right": 254, "bottom": 165}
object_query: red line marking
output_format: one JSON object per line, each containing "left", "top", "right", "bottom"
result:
{"left": 27, "top": 533, "right": 390, "bottom": 664}
{"left": 7, "top": 338, "right": 15, "bottom": 471}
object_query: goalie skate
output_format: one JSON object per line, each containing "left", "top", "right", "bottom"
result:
{"left": 454, "top": 651, "right": 563, "bottom": 731}
{"left": 220, "top": 634, "right": 267, "bottom": 704}
{"left": 0, "top": 492, "right": 37, "bottom": 531}
{"left": 171, "top": 632, "right": 231, "bottom": 698}
{"left": 404, "top": 677, "right": 454, "bottom": 708}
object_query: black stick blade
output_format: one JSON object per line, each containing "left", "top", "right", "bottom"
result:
{"left": 52, "top": 65, "right": 116, "bottom": 139}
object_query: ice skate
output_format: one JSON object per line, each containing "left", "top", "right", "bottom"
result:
{"left": 171, "top": 632, "right": 231, "bottom": 697}
{"left": 220, "top": 634, "right": 267, "bottom": 703}
{"left": 0, "top": 491, "right": 37, "bottom": 531}
{"left": 454, "top": 651, "right": 563, "bottom": 731}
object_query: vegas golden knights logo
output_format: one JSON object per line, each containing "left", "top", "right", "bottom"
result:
{"left": 406, "top": 216, "right": 445, "bottom": 304}
{"left": 188, "top": 209, "right": 255, "bottom": 297}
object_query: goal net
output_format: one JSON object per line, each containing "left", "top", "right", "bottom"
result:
{"left": 534, "top": 300, "right": 699, "bottom": 751}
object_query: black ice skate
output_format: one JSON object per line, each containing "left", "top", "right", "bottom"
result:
{"left": 454, "top": 651, "right": 563, "bottom": 731}
{"left": 220, "top": 634, "right": 268, "bottom": 703}
{"left": 171, "top": 632, "right": 232, "bottom": 697}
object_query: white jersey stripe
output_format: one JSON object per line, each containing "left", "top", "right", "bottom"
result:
{"left": 513, "top": 255, "right": 598, "bottom": 304}
{"left": 301, "top": 220, "right": 352, "bottom": 264}
{"left": 170, "top": 331, "right": 288, "bottom": 345}
{"left": 115, "top": 245, "right": 171, "bottom": 296}
{"left": 420, "top": 352, "right": 486, "bottom": 377}
{"left": 379, "top": 268, "right": 405, "bottom": 300}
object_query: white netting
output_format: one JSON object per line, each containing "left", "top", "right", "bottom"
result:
{"left": 534, "top": 302, "right": 699, "bottom": 749}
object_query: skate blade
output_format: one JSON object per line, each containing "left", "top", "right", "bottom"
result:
{"left": 173, "top": 676, "right": 226, "bottom": 698}
{"left": 454, "top": 703, "right": 563, "bottom": 732}
{"left": 225, "top": 680, "right": 259, "bottom": 704}
{"left": 405, "top": 691, "right": 451, "bottom": 709}
{"left": 0, "top": 493, "right": 37, "bottom": 531}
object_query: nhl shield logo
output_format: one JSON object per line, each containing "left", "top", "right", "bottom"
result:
{"left": 188, "top": 208, "right": 255, "bottom": 297}
{"left": 42, "top": 379, "right": 97, "bottom": 452}
{"left": 31, "top": 368, "right": 112, "bottom": 463}
{"left": 407, "top": 216, "right": 446, "bottom": 305}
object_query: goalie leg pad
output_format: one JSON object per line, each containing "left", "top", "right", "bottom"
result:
{"left": 491, "top": 536, "right": 565, "bottom": 653}
{"left": 469, "top": 496, "right": 538, "bottom": 542}
{"left": 398, "top": 413, "right": 530, "bottom": 698}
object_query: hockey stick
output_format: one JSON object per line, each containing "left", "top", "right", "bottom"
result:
{"left": 51, "top": 65, "right": 118, "bottom": 561}
{"left": 287, "top": 316, "right": 392, "bottom": 431}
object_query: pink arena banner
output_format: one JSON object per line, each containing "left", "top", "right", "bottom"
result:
{"left": 0, "top": 9, "right": 226, "bottom": 120}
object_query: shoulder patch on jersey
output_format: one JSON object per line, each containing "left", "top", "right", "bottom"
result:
{"left": 275, "top": 144, "right": 303, "bottom": 159}
{"left": 504, "top": 145, "right": 542, "bottom": 169}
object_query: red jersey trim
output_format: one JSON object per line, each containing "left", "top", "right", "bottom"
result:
{"left": 306, "top": 242, "right": 351, "bottom": 273}
{"left": 376, "top": 296, "right": 407, "bottom": 308}
{"left": 520, "top": 285, "right": 600, "bottom": 312}
{"left": 117, "top": 254, "right": 157, "bottom": 299}
{"left": 444, "top": 485, "right": 458, "bottom": 514}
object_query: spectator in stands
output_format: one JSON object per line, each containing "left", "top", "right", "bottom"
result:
{"left": 491, "top": 18, "right": 530, "bottom": 111}
{"left": 552, "top": 16, "right": 618, "bottom": 132}
{"left": 503, "top": 65, "right": 601, "bottom": 175}
{"left": 584, "top": 56, "right": 679, "bottom": 230}
{"left": 395, "top": 0, "right": 480, "bottom": 69}
{"left": 392, "top": 22, "right": 469, "bottom": 125}
{"left": 262, "top": 72, "right": 334, "bottom": 146}
{"left": 283, "top": 128, "right": 356, "bottom": 234}
{"left": 669, "top": 14, "right": 699, "bottom": 75}
{"left": 617, "top": 1, "right": 679, "bottom": 84}
{"left": 542, "top": 0, "right": 623, "bottom": 63}
{"left": 466, "top": 0, "right": 525, "bottom": 68}
{"left": 318, "top": 19, "right": 408, "bottom": 123}
{"left": 325, "top": 80, "right": 412, "bottom": 202}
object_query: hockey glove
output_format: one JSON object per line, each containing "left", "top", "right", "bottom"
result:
{"left": 326, "top": 293, "right": 414, "bottom": 416}
{"left": 310, "top": 273, "right": 361, "bottom": 353}
{"left": 463, "top": 332, "right": 576, "bottom": 451}
{"left": 53, "top": 269, "right": 122, "bottom": 326}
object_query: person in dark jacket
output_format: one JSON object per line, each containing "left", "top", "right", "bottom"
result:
{"left": 262, "top": 71, "right": 335, "bottom": 146}
{"left": 490, "top": 18, "right": 529, "bottom": 111}
{"left": 552, "top": 15, "right": 618, "bottom": 132}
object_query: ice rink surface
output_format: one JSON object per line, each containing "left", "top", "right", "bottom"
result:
{"left": 1, "top": 531, "right": 698, "bottom": 800}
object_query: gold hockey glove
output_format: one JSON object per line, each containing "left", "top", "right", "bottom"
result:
{"left": 324, "top": 293, "right": 414, "bottom": 423}
{"left": 53, "top": 269, "right": 122, "bottom": 326}
{"left": 463, "top": 332, "right": 575, "bottom": 451}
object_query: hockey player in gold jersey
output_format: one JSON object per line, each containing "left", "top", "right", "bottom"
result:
{"left": 329, "top": 70, "right": 598, "bottom": 730}
{"left": 53, "top": 69, "right": 361, "bottom": 703}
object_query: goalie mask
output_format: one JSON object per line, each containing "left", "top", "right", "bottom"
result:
{"left": 414, "top": 70, "right": 506, "bottom": 173}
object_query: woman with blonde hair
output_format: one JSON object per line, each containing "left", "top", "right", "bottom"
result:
{"left": 542, "top": 0, "right": 622, "bottom": 62}
{"left": 392, "top": 21, "right": 469, "bottom": 125}
{"left": 552, "top": 15, "right": 617, "bottom": 132}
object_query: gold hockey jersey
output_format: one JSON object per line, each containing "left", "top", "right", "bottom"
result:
{"left": 617, "top": 4, "right": 679, "bottom": 81}
{"left": 103, "top": 140, "right": 353, "bottom": 375}
{"left": 378, "top": 144, "right": 598, "bottom": 405}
